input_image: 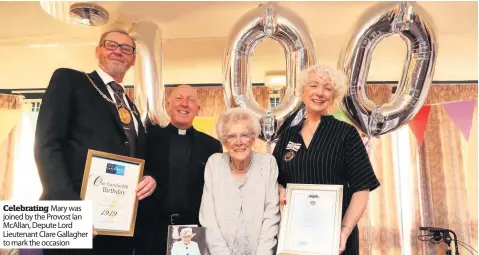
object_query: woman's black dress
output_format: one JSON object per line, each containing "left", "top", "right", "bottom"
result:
{"left": 273, "top": 115, "right": 380, "bottom": 255}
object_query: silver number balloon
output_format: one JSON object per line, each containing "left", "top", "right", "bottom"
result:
{"left": 339, "top": 2, "right": 437, "bottom": 137}
{"left": 223, "top": 3, "right": 316, "bottom": 143}
{"left": 129, "top": 21, "right": 169, "bottom": 128}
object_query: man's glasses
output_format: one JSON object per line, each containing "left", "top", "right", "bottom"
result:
{"left": 226, "top": 133, "right": 253, "bottom": 143}
{"left": 101, "top": 40, "right": 135, "bottom": 55}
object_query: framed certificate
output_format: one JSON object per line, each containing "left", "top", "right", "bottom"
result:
{"left": 277, "top": 184, "right": 343, "bottom": 255}
{"left": 80, "top": 149, "right": 144, "bottom": 237}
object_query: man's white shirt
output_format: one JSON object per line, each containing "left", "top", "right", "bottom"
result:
{"left": 96, "top": 67, "right": 139, "bottom": 135}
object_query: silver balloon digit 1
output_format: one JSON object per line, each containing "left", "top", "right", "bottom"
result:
{"left": 129, "top": 20, "right": 169, "bottom": 128}
{"left": 223, "top": 2, "right": 316, "bottom": 146}
{"left": 339, "top": 2, "right": 437, "bottom": 138}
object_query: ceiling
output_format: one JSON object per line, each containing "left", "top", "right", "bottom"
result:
{"left": 0, "top": 1, "right": 477, "bottom": 46}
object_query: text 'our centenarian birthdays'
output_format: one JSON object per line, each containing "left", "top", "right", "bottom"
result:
{"left": 0, "top": 201, "right": 92, "bottom": 249}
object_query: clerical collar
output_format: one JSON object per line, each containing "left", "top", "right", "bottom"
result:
{"left": 167, "top": 123, "right": 194, "bottom": 137}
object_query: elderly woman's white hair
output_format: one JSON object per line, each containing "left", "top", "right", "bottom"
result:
{"left": 296, "top": 64, "right": 348, "bottom": 107}
{"left": 216, "top": 108, "right": 261, "bottom": 144}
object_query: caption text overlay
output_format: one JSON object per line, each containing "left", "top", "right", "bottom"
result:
{"left": 0, "top": 201, "right": 92, "bottom": 249}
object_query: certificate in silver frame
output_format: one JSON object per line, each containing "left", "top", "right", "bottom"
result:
{"left": 277, "top": 184, "right": 343, "bottom": 255}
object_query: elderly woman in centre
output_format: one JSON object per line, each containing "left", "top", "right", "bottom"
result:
{"left": 199, "top": 107, "right": 280, "bottom": 255}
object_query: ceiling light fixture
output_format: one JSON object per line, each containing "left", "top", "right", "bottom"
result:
{"left": 69, "top": 2, "right": 109, "bottom": 26}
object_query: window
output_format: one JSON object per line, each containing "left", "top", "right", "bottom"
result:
{"left": 25, "top": 99, "right": 42, "bottom": 112}
{"left": 31, "top": 102, "right": 41, "bottom": 112}
{"left": 270, "top": 97, "right": 280, "bottom": 108}
{"left": 269, "top": 89, "right": 282, "bottom": 108}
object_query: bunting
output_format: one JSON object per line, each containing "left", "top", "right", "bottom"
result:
{"left": 408, "top": 105, "right": 431, "bottom": 145}
{"left": 442, "top": 99, "right": 476, "bottom": 141}
{"left": 405, "top": 99, "right": 477, "bottom": 145}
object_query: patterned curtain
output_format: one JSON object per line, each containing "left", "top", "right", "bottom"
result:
{"left": 125, "top": 86, "right": 271, "bottom": 117}
{"left": 359, "top": 84, "right": 477, "bottom": 254}
{"left": 0, "top": 94, "right": 24, "bottom": 200}
{"left": 0, "top": 94, "right": 24, "bottom": 255}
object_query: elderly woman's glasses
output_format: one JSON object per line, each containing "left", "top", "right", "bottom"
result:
{"left": 101, "top": 40, "right": 135, "bottom": 55}
{"left": 226, "top": 133, "right": 253, "bottom": 143}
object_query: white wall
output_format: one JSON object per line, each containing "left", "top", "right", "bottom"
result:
{"left": 0, "top": 31, "right": 476, "bottom": 89}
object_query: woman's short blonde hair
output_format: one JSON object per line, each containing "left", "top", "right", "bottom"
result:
{"left": 296, "top": 64, "right": 348, "bottom": 107}
{"left": 216, "top": 108, "right": 261, "bottom": 144}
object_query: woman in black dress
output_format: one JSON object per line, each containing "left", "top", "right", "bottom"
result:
{"left": 273, "top": 64, "right": 380, "bottom": 255}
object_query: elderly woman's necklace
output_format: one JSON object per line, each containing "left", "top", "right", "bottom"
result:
{"left": 230, "top": 155, "right": 253, "bottom": 173}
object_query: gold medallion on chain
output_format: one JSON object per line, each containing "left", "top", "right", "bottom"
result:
{"left": 118, "top": 107, "right": 132, "bottom": 125}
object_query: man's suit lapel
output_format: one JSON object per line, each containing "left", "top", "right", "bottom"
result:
{"left": 88, "top": 71, "right": 126, "bottom": 137}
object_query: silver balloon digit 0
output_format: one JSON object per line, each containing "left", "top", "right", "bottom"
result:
{"left": 339, "top": 2, "right": 438, "bottom": 137}
{"left": 223, "top": 3, "right": 316, "bottom": 145}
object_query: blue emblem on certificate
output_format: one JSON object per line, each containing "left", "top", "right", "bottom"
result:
{"left": 106, "top": 163, "right": 125, "bottom": 176}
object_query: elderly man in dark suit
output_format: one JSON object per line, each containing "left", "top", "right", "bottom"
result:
{"left": 134, "top": 85, "right": 223, "bottom": 255}
{"left": 34, "top": 28, "right": 156, "bottom": 255}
